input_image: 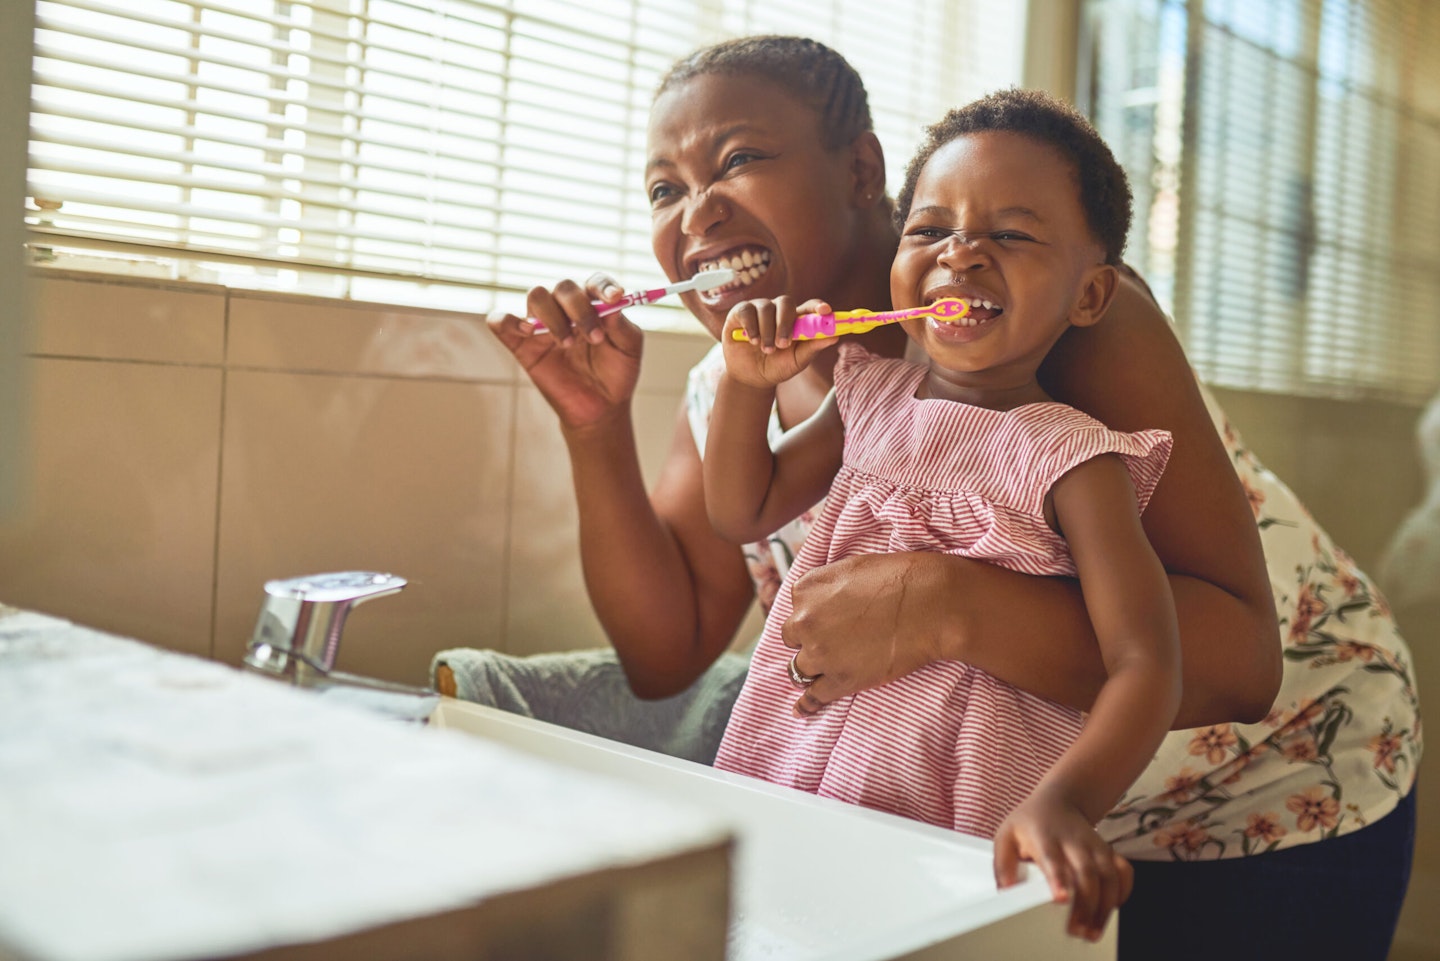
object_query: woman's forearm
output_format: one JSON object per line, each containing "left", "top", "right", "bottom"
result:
{"left": 933, "top": 557, "right": 1277, "bottom": 728}
{"left": 563, "top": 407, "right": 750, "bottom": 697}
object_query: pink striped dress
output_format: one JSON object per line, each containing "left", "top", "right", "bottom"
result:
{"left": 712, "top": 343, "right": 1172, "bottom": 838}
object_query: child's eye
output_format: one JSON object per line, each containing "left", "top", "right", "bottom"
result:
{"left": 991, "top": 231, "right": 1032, "bottom": 242}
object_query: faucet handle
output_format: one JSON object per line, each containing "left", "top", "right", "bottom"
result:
{"left": 265, "top": 571, "right": 407, "bottom": 605}
{"left": 243, "top": 571, "right": 407, "bottom": 683}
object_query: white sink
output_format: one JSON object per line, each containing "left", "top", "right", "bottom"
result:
{"left": 431, "top": 699, "right": 1116, "bottom": 961}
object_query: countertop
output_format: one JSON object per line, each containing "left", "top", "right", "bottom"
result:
{"left": 0, "top": 604, "right": 731, "bottom": 961}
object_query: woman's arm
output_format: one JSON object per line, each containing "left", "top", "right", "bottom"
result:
{"left": 780, "top": 273, "right": 1280, "bottom": 727}
{"left": 568, "top": 402, "right": 758, "bottom": 698}
{"left": 488, "top": 281, "right": 756, "bottom": 700}
{"left": 1040, "top": 272, "right": 1279, "bottom": 719}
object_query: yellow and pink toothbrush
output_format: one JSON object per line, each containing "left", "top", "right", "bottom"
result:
{"left": 730, "top": 298, "right": 970, "bottom": 342}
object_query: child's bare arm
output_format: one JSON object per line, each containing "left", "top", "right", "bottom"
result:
{"left": 1037, "top": 451, "right": 1182, "bottom": 818}
{"left": 703, "top": 299, "right": 842, "bottom": 544}
{"left": 992, "top": 452, "right": 1181, "bottom": 940}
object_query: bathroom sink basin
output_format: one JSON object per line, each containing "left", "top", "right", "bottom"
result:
{"left": 431, "top": 699, "right": 1115, "bottom": 961}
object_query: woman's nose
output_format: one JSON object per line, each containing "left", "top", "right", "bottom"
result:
{"left": 680, "top": 189, "right": 729, "bottom": 237}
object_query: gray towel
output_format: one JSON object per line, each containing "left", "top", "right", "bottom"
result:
{"left": 430, "top": 647, "right": 749, "bottom": 765}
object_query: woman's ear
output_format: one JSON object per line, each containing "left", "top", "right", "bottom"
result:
{"left": 1070, "top": 263, "right": 1120, "bottom": 328}
{"left": 850, "top": 131, "right": 886, "bottom": 207}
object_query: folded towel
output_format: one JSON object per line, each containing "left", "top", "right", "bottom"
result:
{"left": 430, "top": 647, "right": 749, "bottom": 765}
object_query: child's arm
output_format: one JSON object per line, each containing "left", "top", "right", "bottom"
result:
{"left": 993, "top": 452, "right": 1182, "bottom": 941}
{"left": 703, "top": 298, "right": 843, "bottom": 544}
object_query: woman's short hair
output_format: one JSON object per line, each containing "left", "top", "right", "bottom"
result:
{"left": 895, "top": 89, "right": 1133, "bottom": 265}
{"left": 656, "top": 35, "right": 873, "bottom": 150}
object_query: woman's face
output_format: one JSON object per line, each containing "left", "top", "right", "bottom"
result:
{"left": 646, "top": 72, "right": 864, "bottom": 339}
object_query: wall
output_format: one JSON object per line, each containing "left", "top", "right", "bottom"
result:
{"left": 0, "top": 270, "right": 714, "bottom": 687}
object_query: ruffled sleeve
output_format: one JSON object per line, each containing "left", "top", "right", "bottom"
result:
{"left": 1037, "top": 419, "right": 1173, "bottom": 516}
{"left": 833, "top": 339, "right": 881, "bottom": 383}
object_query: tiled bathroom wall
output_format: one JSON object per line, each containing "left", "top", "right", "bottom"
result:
{"left": 0, "top": 271, "right": 714, "bottom": 686}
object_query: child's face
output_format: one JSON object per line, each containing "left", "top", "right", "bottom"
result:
{"left": 891, "top": 131, "right": 1110, "bottom": 393}
{"left": 647, "top": 73, "right": 862, "bottom": 340}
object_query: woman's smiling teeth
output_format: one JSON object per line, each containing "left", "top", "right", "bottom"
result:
{"left": 698, "top": 248, "right": 771, "bottom": 301}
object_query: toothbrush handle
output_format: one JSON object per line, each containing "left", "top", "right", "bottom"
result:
{"left": 530, "top": 287, "right": 666, "bottom": 332}
{"left": 730, "top": 312, "right": 837, "bottom": 342}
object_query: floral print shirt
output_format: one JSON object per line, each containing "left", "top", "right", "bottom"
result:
{"left": 685, "top": 344, "right": 1421, "bottom": 860}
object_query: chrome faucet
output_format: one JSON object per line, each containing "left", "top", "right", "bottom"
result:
{"left": 242, "top": 571, "right": 439, "bottom": 722}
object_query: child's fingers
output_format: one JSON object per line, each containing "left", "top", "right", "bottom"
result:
{"left": 992, "top": 828, "right": 1022, "bottom": 889}
{"left": 793, "top": 336, "right": 841, "bottom": 368}
{"left": 755, "top": 298, "right": 781, "bottom": 352}
{"left": 728, "top": 301, "right": 761, "bottom": 345}
{"left": 1114, "top": 853, "right": 1134, "bottom": 905}
{"left": 797, "top": 298, "right": 831, "bottom": 316}
{"left": 1031, "top": 839, "right": 1071, "bottom": 904}
{"left": 1066, "top": 842, "right": 1123, "bottom": 942}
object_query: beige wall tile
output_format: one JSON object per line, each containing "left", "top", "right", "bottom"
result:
{"left": 636, "top": 330, "right": 712, "bottom": 396}
{"left": 229, "top": 293, "right": 515, "bottom": 382}
{"left": 0, "top": 357, "right": 221, "bottom": 656}
{"left": 505, "top": 387, "right": 604, "bottom": 656}
{"left": 214, "top": 370, "right": 512, "bottom": 686}
{"left": 32, "top": 275, "right": 225, "bottom": 365}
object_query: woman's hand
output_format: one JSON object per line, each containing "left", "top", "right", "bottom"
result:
{"left": 992, "top": 790, "right": 1134, "bottom": 943}
{"left": 487, "top": 272, "right": 643, "bottom": 431}
{"left": 781, "top": 552, "right": 949, "bottom": 716}
{"left": 720, "top": 296, "right": 838, "bottom": 390}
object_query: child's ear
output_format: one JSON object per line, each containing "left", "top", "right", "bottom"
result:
{"left": 1070, "top": 263, "right": 1120, "bottom": 328}
{"left": 849, "top": 131, "right": 886, "bottom": 208}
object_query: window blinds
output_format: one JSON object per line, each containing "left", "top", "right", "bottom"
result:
{"left": 1086, "top": 0, "right": 1440, "bottom": 404}
{"left": 27, "top": 0, "right": 1024, "bottom": 308}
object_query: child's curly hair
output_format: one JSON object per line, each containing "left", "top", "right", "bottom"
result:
{"left": 894, "top": 89, "right": 1133, "bottom": 265}
{"left": 656, "top": 35, "right": 873, "bottom": 151}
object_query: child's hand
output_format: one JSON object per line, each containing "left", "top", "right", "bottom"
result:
{"left": 720, "top": 296, "right": 839, "bottom": 388}
{"left": 992, "top": 791, "right": 1133, "bottom": 942}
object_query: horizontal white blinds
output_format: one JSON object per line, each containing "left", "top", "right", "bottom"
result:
{"left": 1087, "top": 0, "right": 1440, "bottom": 404}
{"left": 27, "top": 0, "right": 1024, "bottom": 301}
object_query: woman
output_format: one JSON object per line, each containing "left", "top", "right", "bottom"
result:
{"left": 445, "top": 36, "right": 1418, "bottom": 959}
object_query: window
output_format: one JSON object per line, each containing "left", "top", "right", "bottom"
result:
{"left": 27, "top": 0, "right": 1025, "bottom": 314}
{"left": 1084, "top": 0, "right": 1440, "bottom": 403}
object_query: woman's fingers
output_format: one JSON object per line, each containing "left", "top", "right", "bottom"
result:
{"left": 553, "top": 278, "right": 605, "bottom": 345}
{"left": 585, "top": 271, "right": 625, "bottom": 304}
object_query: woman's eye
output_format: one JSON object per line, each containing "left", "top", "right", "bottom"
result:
{"left": 648, "top": 183, "right": 678, "bottom": 205}
{"left": 723, "top": 151, "right": 760, "bottom": 171}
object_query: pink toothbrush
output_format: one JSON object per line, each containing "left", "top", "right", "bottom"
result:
{"left": 730, "top": 297, "right": 971, "bottom": 341}
{"left": 529, "top": 268, "right": 736, "bottom": 332}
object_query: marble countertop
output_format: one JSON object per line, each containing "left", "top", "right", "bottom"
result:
{"left": 0, "top": 605, "right": 731, "bottom": 961}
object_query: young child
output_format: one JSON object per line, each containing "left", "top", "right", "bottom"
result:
{"left": 703, "top": 89, "right": 1182, "bottom": 941}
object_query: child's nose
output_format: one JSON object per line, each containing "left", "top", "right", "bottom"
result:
{"left": 937, "top": 232, "right": 991, "bottom": 271}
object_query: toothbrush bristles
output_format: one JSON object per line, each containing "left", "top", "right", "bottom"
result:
{"left": 691, "top": 268, "right": 736, "bottom": 292}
